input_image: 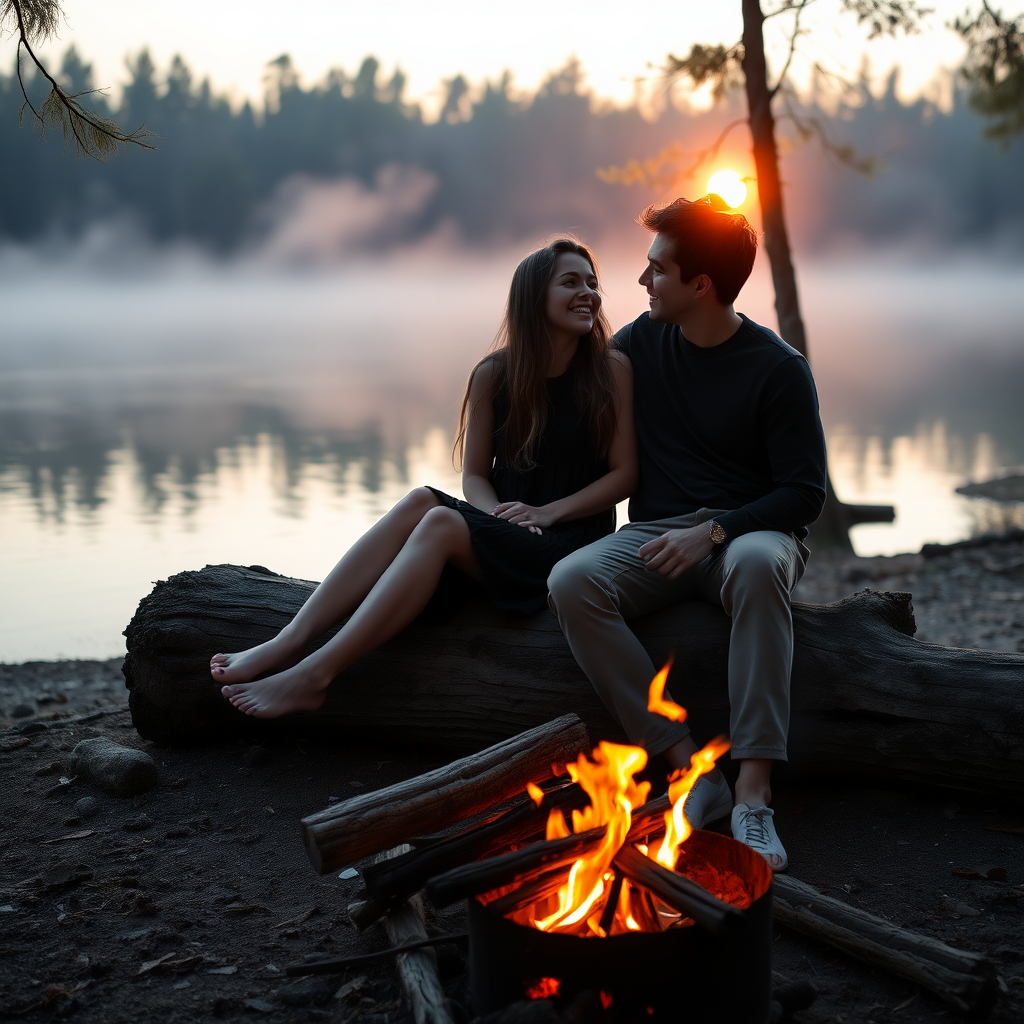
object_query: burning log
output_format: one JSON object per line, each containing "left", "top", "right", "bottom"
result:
{"left": 613, "top": 844, "right": 743, "bottom": 936}
{"left": 425, "top": 828, "right": 606, "bottom": 908}
{"left": 300, "top": 715, "right": 589, "bottom": 873}
{"left": 124, "top": 564, "right": 1024, "bottom": 801}
{"left": 361, "top": 782, "right": 588, "bottom": 906}
{"left": 772, "top": 874, "right": 997, "bottom": 1017}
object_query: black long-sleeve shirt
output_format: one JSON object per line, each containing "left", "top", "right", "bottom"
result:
{"left": 613, "top": 312, "right": 827, "bottom": 540}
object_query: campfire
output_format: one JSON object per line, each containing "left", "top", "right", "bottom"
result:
{"left": 295, "top": 665, "right": 776, "bottom": 1022}
{"left": 475, "top": 663, "right": 746, "bottom": 940}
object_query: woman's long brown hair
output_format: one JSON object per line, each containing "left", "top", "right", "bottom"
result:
{"left": 455, "top": 238, "right": 616, "bottom": 472}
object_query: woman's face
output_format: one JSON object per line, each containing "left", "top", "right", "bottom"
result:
{"left": 544, "top": 252, "right": 601, "bottom": 339}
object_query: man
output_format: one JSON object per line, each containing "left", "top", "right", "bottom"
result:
{"left": 547, "top": 196, "right": 827, "bottom": 870}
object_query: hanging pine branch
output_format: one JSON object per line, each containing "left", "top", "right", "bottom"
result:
{"left": 2, "top": 0, "right": 156, "bottom": 158}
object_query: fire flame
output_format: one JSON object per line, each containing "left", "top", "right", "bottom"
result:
{"left": 654, "top": 735, "right": 732, "bottom": 869}
{"left": 646, "top": 657, "right": 687, "bottom": 722}
{"left": 528, "top": 742, "right": 649, "bottom": 934}
{"left": 511, "top": 662, "right": 731, "bottom": 936}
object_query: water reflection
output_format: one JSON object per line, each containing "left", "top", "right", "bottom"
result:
{"left": 1, "top": 253, "right": 1023, "bottom": 661}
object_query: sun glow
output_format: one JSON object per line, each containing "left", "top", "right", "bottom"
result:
{"left": 707, "top": 170, "right": 748, "bottom": 209}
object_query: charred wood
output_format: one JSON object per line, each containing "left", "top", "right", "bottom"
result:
{"left": 300, "top": 715, "right": 589, "bottom": 874}
{"left": 425, "top": 828, "right": 605, "bottom": 909}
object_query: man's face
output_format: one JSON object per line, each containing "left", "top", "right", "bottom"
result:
{"left": 638, "top": 233, "right": 703, "bottom": 324}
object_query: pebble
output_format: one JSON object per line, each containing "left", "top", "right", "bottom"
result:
{"left": 70, "top": 738, "right": 158, "bottom": 796}
{"left": 277, "top": 977, "right": 336, "bottom": 1008}
{"left": 74, "top": 796, "right": 100, "bottom": 820}
{"left": 10, "top": 703, "right": 35, "bottom": 719}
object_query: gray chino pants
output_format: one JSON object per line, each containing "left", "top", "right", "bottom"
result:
{"left": 547, "top": 510, "right": 808, "bottom": 761}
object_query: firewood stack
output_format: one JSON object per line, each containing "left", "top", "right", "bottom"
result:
{"left": 293, "top": 714, "right": 999, "bottom": 1022}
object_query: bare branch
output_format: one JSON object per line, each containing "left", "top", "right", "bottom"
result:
{"left": 778, "top": 87, "right": 882, "bottom": 175}
{"left": 770, "top": 0, "right": 815, "bottom": 97}
{"left": 596, "top": 117, "right": 748, "bottom": 192}
{"left": 2, "top": 0, "right": 157, "bottom": 159}
{"left": 955, "top": 2, "right": 1024, "bottom": 142}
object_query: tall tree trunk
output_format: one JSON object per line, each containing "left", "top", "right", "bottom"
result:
{"left": 740, "top": 0, "right": 893, "bottom": 550}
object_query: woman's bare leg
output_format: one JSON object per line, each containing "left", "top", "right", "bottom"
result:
{"left": 220, "top": 507, "right": 479, "bottom": 718}
{"left": 210, "top": 487, "right": 443, "bottom": 684}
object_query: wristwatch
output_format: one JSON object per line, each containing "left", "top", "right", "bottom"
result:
{"left": 707, "top": 519, "right": 728, "bottom": 545}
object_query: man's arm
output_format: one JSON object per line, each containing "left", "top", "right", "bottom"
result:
{"left": 714, "top": 355, "right": 827, "bottom": 540}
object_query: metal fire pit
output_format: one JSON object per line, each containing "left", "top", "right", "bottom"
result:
{"left": 468, "top": 830, "right": 774, "bottom": 1024}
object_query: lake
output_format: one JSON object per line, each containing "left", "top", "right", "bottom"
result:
{"left": 2, "top": 239, "right": 1023, "bottom": 662}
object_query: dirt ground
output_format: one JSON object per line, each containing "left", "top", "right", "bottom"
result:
{"left": 2, "top": 534, "right": 1023, "bottom": 1024}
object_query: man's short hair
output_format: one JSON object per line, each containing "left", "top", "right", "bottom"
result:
{"left": 639, "top": 197, "right": 758, "bottom": 305}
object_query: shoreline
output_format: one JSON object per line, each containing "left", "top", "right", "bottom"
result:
{"left": 3, "top": 531, "right": 1024, "bottom": 725}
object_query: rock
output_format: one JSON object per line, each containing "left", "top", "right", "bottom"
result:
{"left": 70, "top": 738, "right": 158, "bottom": 797}
{"left": 479, "top": 1000, "right": 564, "bottom": 1024}
{"left": 123, "top": 814, "right": 155, "bottom": 832}
{"left": 74, "top": 797, "right": 100, "bottom": 820}
{"left": 10, "top": 703, "right": 35, "bottom": 718}
{"left": 277, "top": 977, "right": 337, "bottom": 1008}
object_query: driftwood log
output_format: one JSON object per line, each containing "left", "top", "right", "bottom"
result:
{"left": 123, "top": 563, "right": 1024, "bottom": 801}
{"left": 772, "top": 874, "right": 996, "bottom": 1017}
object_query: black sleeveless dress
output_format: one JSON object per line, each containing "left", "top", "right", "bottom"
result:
{"left": 428, "top": 370, "right": 614, "bottom": 615}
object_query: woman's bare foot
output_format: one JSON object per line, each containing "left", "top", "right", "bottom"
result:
{"left": 210, "top": 637, "right": 296, "bottom": 685}
{"left": 220, "top": 661, "right": 332, "bottom": 719}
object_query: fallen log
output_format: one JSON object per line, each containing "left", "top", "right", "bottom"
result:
{"left": 123, "top": 563, "right": 1024, "bottom": 801}
{"left": 772, "top": 874, "right": 997, "bottom": 1017}
{"left": 300, "top": 715, "right": 589, "bottom": 873}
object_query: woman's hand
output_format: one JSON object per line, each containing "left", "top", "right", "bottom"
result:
{"left": 493, "top": 501, "right": 557, "bottom": 534}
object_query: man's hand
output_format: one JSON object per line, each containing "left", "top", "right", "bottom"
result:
{"left": 638, "top": 526, "right": 715, "bottom": 579}
{"left": 493, "top": 501, "right": 556, "bottom": 535}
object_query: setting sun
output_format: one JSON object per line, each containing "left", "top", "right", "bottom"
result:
{"left": 707, "top": 169, "right": 748, "bottom": 209}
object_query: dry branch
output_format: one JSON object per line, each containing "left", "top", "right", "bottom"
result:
{"left": 772, "top": 874, "right": 997, "bottom": 1016}
{"left": 300, "top": 714, "right": 589, "bottom": 874}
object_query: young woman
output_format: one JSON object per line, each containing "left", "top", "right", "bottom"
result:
{"left": 212, "top": 238, "right": 637, "bottom": 719}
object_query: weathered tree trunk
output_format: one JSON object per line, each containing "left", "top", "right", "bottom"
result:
{"left": 124, "top": 564, "right": 1024, "bottom": 801}
{"left": 740, "top": 0, "right": 894, "bottom": 549}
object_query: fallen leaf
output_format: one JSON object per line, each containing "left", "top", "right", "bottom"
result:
{"left": 223, "top": 903, "right": 272, "bottom": 915}
{"left": 335, "top": 976, "right": 367, "bottom": 1001}
{"left": 207, "top": 965, "right": 238, "bottom": 975}
{"left": 244, "top": 998, "right": 275, "bottom": 1012}
{"left": 893, "top": 994, "right": 918, "bottom": 1012}
{"left": 275, "top": 905, "right": 320, "bottom": 929}
{"left": 985, "top": 825, "right": 1024, "bottom": 837}
{"left": 42, "top": 831, "right": 94, "bottom": 844}
{"left": 138, "top": 952, "right": 176, "bottom": 975}
{"left": 0, "top": 737, "right": 31, "bottom": 751}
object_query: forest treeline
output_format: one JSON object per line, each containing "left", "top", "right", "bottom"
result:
{"left": 1, "top": 47, "right": 1022, "bottom": 253}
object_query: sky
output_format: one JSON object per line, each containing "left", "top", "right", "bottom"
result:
{"left": 1, "top": 0, "right": 974, "bottom": 118}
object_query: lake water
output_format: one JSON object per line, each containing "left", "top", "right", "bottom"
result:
{"left": 2, "top": 241, "right": 1023, "bottom": 662}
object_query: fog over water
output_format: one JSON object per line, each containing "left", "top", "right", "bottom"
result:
{"left": 2, "top": 231, "right": 1023, "bottom": 662}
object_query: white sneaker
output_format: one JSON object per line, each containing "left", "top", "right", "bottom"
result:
{"left": 682, "top": 773, "right": 733, "bottom": 829}
{"left": 731, "top": 803, "right": 788, "bottom": 871}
